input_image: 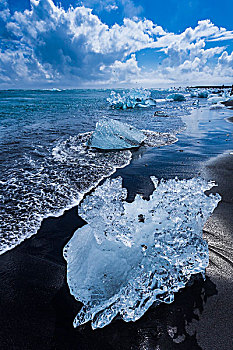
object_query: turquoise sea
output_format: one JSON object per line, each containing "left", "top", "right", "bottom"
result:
{"left": 0, "top": 88, "right": 233, "bottom": 254}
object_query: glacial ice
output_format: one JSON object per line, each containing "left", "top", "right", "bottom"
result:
{"left": 64, "top": 177, "right": 221, "bottom": 329}
{"left": 88, "top": 117, "right": 146, "bottom": 150}
{"left": 198, "top": 91, "right": 208, "bottom": 98}
{"left": 190, "top": 92, "right": 198, "bottom": 98}
{"left": 107, "top": 88, "right": 156, "bottom": 109}
{"left": 87, "top": 118, "right": 178, "bottom": 150}
{"left": 190, "top": 91, "right": 208, "bottom": 98}
{"left": 167, "top": 93, "right": 186, "bottom": 102}
{"left": 209, "top": 103, "right": 224, "bottom": 110}
{"left": 208, "top": 95, "right": 224, "bottom": 104}
{"left": 0, "top": 124, "right": 177, "bottom": 255}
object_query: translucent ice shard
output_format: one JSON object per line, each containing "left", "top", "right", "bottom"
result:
{"left": 64, "top": 177, "right": 221, "bottom": 329}
{"left": 107, "top": 88, "right": 156, "bottom": 109}
{"left": 167, "top": 93, "right": 186, "bottom": 102}
{"left": 88, "top": 117, "right": 146, "bottom": 150}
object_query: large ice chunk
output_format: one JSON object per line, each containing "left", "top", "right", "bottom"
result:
{"left": 209, "top": 103, "right": 224, "bottom": 110}
{"left": 107, "top": 88, "right": 156, "bottom": 109}
{"left": 88, "top": 117, "right": 146, "bottom": 150}
{"left": 64, "top": 177, "right": 221, "bottom": 329}
{"left": 198, "top": 91, "right": 208, "bottom": 98}
{"left": 208, "top": 95, "right": 224, "bottom": 104}
{"left": 167, "top": 93, "right": 186, "bottom": 102}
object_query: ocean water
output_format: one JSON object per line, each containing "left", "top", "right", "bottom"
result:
{"left": 0, "top": 88, "right": 233, "bottom": 254}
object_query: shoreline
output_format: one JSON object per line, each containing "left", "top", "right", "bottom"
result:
{"left": 1, "top": 104, "right": 233, "bottom": 349}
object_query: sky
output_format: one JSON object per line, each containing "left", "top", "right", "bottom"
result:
{"left": 0, "top": 0, "right": 233, "bottom": 88}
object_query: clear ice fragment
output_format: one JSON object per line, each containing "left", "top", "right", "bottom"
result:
{"left": 167, "top": 93, "right": 186, "bottom": 102}
{"left": 64, "top": 177, "right": 221, "bottom": 329}
{"left": 198, "top": 91, "right": 208, "bottom": 98}
{"left": 107, "top": 88, "right": 156, "bottom": 109}
{"left": 88, "top": 117, "right": 146, "bottom": 150}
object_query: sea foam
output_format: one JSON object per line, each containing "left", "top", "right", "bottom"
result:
{"left": 0, "top": 128, "right": 177, "bottom": 255}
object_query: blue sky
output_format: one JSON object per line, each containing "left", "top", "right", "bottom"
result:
{"left": 7, "top": 0, "right": 233, "bottom": 32}
{"left": 1, "top": 0, "right": 233, "bottom": 88}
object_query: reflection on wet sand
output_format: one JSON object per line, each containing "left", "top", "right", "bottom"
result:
{"left": 59, "top": 275, "right": 217, "bottom": 350}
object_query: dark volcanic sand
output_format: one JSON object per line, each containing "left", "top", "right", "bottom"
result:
{"left": 0, "top": 153, "right": 233, "bottom": 350}
{"left": 222, "top": 100, "right": 233, "bottom": 107}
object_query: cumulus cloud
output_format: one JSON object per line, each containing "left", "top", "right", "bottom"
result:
{"left": 0, "top": 0, "right": 166, "bottom": 87}
{"left": 0, "top": 0, "right": 232, "bottom": 88}
{"left": 145, "top": 19, "right": 233, "bottom": 85}
{"left": 214, "top": 51, "right": 233, "bottom": 80}
{"left": 218, "top": 51, "right": 233, "bottom": 66}
{"left": 100, "top": 54, "right": 141, "bottom": 83}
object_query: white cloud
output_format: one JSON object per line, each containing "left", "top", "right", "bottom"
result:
{"left": 0, "top": 0, "right": 166, "bottom": 87}
{"left": 218, "top": 51, "right": 233, "bottom": 66}
{"left": 0, "top": 1, "right": 232, "bottom": 88}
{"left": 100, "top": 54, "right": 141, "bottom": 83}
{"left": 214, "top": 51, "right": 233, "bottom": 80}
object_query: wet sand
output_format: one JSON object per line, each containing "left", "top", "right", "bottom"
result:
{"left": 222, "top": 100, "right": 233, "bottom": 107}
{"left": 190, "top": 153, "right": 233, "bottom": 350}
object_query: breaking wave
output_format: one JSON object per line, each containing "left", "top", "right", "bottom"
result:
{"left": 0, "top": 132, "right": 131, "bottom": 255}
{"left": 0, "top": 129, "right": 177, "bottom": 255}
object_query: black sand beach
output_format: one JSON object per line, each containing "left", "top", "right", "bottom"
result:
{"left": 1, "top": 0, "right": 233, "bottom": 347}
{"left": 0, "top": 149, "right": 233, "bottom": 350}
{"left": 1, "top": 95, "right": 233, "bottom": 350}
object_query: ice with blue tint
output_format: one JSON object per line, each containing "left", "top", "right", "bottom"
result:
{"left": 107, "top": 88, "right": 156, "bottom": 109}
{"left": 207, "top": 91, "right": 231, "bottom": 104}
{"left": 167, "top": 93, "right": 186, "bottom": 102}
{"left": 209, "top": 103, "right": 224, "bottom": 110}
{"left": 208, "top": 95, "right": 225, "bottom": 104}
{"left": 190, "top": 91, "right": 198, "bottom": 98}
{"left": 88, "top": 117, "right": 146, "bottom": 150}
{"left": 190, "top": 91, "right": 208, "bottom": 98}
{"left": 64, "top": 177, "right": 221, "bottom": 330}
{"left": 198, "top": 91, "right": 208, "bottom": 98}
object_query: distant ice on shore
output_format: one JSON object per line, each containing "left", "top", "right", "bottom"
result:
{"left": 167, "top": 93, "right": 186, "bottom": 102}
{"left": 107, "top": 88, "right": 156, "bottom": 109}
{"left": 64, "top": 177, "right": 221, "bottom": 329}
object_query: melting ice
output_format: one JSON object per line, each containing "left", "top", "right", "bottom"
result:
{"left": 167, "top": 93, "right": 186, "bottom": 102}
{"left": 107, "top": 88, "right": 156, "bottom": 109}
{"left": 88, "top": 117, "right": 146, "bottom": 150}
{"left": 64, "top": 177, "right": 221, "bottom": 329}
{"left": 88, "top": 117, "right": 178, "bottom": 150}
